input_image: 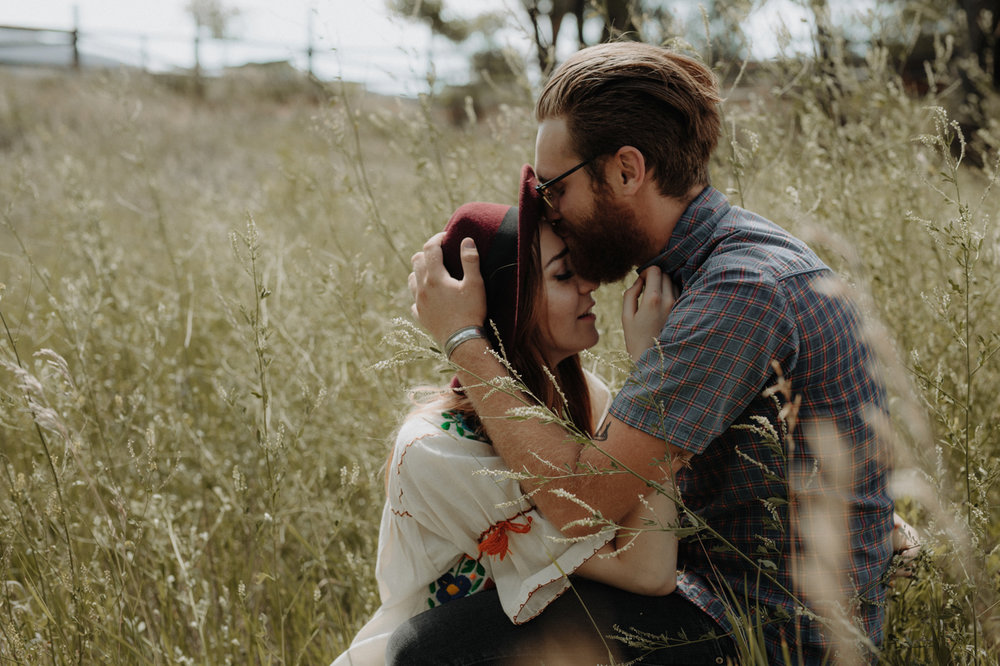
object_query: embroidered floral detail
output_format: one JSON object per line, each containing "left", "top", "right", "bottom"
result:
{"left": 440, "top": 410, "right": 488, "bottom": 442}
{"left": 433, "top": 572, "right": 470, "bottom": 604}
{"left": 427, "top": 555, "right": 492, "bottom": 609}
{"left": 478, "top": 515, "right": 533, "bottom": 561}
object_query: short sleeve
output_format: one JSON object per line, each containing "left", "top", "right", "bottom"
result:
{"left": 390, "top": 416, "right": 534, "bottom": 554}
{"left": 585, "top": 369, "right": 612, "bottom": 428}
{"left": 390, "top": 414, "right": 613, "bottom": 623}
{"left": 485, "top": 504, "right": 612, "bottom": 623}
{"left": 610, "top": 268, "right": 798, "bottom": 455}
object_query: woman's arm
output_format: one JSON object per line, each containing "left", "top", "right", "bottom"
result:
{"left": 572, "top": 485, "right": 678, "bottom": 596}
{"left": 622, "top": 266, "right": 677, "bottom": 363}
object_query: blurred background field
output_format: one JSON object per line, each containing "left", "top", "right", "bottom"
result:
{"left": 1, "top": 1, "right": 999, "bottom": 663}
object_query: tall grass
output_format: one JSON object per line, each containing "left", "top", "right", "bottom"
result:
{"left": 0, "top": 22, "right": 997, "bottom": 665}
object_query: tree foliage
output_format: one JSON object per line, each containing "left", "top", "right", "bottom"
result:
{"left": 389, "top": 0, "right": 650, "bottom": 76}
{"left": 388, "top": 0, "right": 506, "bottom": 44}
{"left": 875, "top": 0, "right": 998, "bottom": 92}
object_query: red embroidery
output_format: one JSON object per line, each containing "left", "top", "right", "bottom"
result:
{"left": 478, "top": 515, "right": 533, "bottom": 561}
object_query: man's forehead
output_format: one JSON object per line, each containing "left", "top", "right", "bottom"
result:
{"left": 534, "top": 118, "right": 573, "bottom": 178}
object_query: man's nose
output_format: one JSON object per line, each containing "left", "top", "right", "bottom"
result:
{"left": 548, "top": 214, "right": 569, "bottom": 239}
{"left": 545, "top": 201, "right": 563, "bottom": 222}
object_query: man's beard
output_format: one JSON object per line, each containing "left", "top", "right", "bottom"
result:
{"left": 562, "top": 190, "right": 651, "bottom": 284}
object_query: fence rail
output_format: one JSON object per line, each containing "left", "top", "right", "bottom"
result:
{"left": 0, "top": 23, "right": 81, "bottom": 69}
{"left": 0, "top": 20, "right": 319, "bottom": 76}
{"left": 0, "top": 23, "right": 72, "bottom": 32}
{"left": 0, "top": 18, "right": 468, "bottom": 95}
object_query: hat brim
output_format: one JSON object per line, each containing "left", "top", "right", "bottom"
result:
{"left": 514, "top": 163, "right": 545, "bottom": 338}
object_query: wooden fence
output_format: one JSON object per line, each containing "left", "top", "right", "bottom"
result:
{"left": 0, "top": 15, "right": 474, "bottom": 95}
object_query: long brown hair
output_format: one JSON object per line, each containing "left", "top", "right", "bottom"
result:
{"left": 388, "top": 225, "right": 594, "bottom": 494}
{"left": 438, "top": 225, "right": 594, "bottom": 438}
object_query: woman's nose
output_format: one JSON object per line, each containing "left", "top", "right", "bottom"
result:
{"left": 578, "top": 276, "right": 598, "bottom": 293}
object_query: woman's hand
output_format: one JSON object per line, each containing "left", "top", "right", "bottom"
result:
{"left": 622, "top": 266, "right": 677, "bottom": 363}
{"left": 889, "top": 512, "right": 921, "bottom": 582}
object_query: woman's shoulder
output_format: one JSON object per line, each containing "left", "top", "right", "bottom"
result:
{"left": 391, "top": 406, "right": 492, "bottom": 472}
{"left": 387, "top": 404, "right": 497, "bottom": 489}
{"left": 397, "top": 405, "right": 489, "bottom": 443}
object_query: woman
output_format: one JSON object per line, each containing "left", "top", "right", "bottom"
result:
{"left": 332, "top": 166, "right": 679, "bottom": 665}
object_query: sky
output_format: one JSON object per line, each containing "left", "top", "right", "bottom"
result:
{"left": 1, "top": 0, "right": 471, "bottom": 94}
{"left": 0, "top": 0, "right": 818, "bottom": 96}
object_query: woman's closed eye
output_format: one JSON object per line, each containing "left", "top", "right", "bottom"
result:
{"left": 554, "top": 267, "right": 575, "bottom": 281}
{"left": 545, "top": 245, "right": 575, "bottom": 282}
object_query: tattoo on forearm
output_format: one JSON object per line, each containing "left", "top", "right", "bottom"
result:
{"left": 594, "top": 420, "right": 610, "bottom": 442}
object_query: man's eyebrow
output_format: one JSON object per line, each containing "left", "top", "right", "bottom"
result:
{"left": 545, "top": 247, "right": 569, "bottom": 268}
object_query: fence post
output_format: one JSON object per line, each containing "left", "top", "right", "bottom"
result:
{"left": 71, "top": 4, "right": 80, "bottom": 69}
{"left": 194, "top": 29, "right": 201, "bottom": 78}
{"left": 193, "top": 23, "right": 205, "bottom": 97}
{"left": 306, "top": 7, "right": 314, "bottom": 78}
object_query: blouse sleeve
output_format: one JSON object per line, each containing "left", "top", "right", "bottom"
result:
{"left": 390, "top": 413, "right": 613, "bottom": 624}
{"left": 585, "top": 369, "right": 613, "bottom": 428}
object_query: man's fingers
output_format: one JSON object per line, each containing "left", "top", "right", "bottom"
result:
{"left": 415, "top": 232, "right": 445, "bottom": 277}
{"left": 407, "top": 232, "right": 488, "bottom": 343}
{"left": 412, "top": 236, "right": 476, "bottom": 290}
{"left": 424, "top": 231, "right": 444, "bottom": 250}
{"left": 408, "top": 267, "right": 423, "bottom": 321}
{"left": 459, "top": 237, "right": 481, "bottom": 285}
{"left": 422, "top": 231, "right": 446, "bottom": 251}
{"left": 411, "top": 235, "right": 443, "bottom": 284}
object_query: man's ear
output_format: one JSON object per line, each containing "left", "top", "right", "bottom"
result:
{"left": 613, "top": 146, "right": 646, "bottom": 195}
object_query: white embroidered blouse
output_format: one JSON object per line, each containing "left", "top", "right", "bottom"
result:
{"left": 332, "top": 378, "right": 614, "bottom": 666}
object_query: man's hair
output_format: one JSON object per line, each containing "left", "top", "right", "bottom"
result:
{"left": 536, "top": 42, "right": 722, "bottom": 199}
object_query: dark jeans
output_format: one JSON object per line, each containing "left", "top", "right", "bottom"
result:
{"left": 387, "top": 578, "right": 736, "bottom": 665}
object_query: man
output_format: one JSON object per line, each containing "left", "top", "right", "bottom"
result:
{"left": 402, "top": 42, "right": 893, "bottom": 664}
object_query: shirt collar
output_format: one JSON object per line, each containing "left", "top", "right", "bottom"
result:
{"left": 636, "top": 185, "right": 731, "bottom": 285}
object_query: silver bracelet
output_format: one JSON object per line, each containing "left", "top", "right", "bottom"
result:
{"left": 444, "top": 326, "right": 486, "bottom": 360}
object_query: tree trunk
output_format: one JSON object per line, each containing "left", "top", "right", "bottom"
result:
{"left": 600, "top": 0, "right": 640, "bottom": 42}
{"left": 960, "top": 0, "right": 1000, "bottom": 89}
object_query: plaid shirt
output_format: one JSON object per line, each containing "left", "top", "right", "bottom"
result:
{"left": 609, "top": 186, "right": 894, "bottom": 663}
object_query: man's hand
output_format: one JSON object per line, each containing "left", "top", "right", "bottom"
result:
{"left": 621, "top": 266, "right": 676, "bottom": 363}
{"left": 409, "top": 233, "right": 488, "bottom": 346}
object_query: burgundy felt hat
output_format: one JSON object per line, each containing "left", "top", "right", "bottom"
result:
{"left": 441, "top": 164, "right": 545, "bottom": 352}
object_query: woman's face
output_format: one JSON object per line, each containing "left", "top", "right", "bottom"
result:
{"left": 536, "top": 222, "right": 600, "bottom": 367}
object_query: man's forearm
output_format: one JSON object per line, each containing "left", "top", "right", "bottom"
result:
{"left": 449, "top": 339, "right": 655, "bottom": 534}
